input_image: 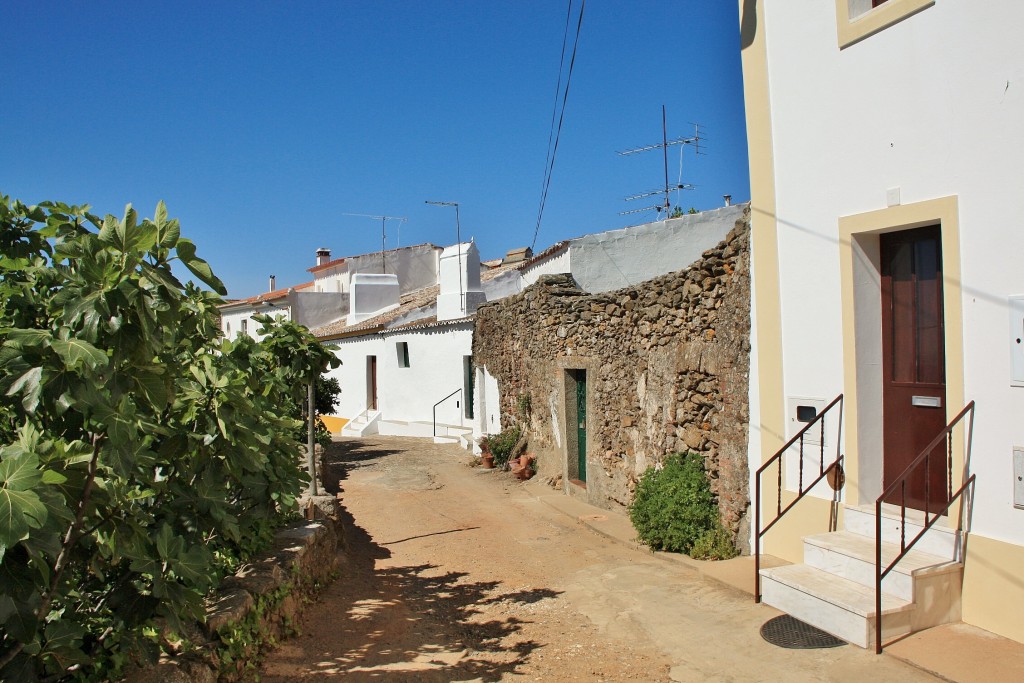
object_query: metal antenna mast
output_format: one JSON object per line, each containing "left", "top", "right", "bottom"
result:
{"left": 618, "top": 106, "right": 704, "bottom": 217}
{"left": 340, "top": 213, "right": 407, "bottom": 273}
{"left": 425, "top": 201, "right": 463, "bottom": 308}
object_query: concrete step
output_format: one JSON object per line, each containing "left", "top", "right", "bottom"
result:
{"left": 804, "top": 531, "right": 961, "bottom": 602}
{"left": 760, "top": 564, "right": 913, "bottom": 648}
{"left": 844, "top": 505, "right": 961, "bottom": 560}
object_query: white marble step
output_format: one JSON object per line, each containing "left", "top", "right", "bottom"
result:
{"left": 804, "top": 531, "right": 961, "bottom": 602}
{"left": 760, "top": 564, "right": 913, "bottom": 648}
{"left": 844, "top": 505, "right": 961, "bottom": 560}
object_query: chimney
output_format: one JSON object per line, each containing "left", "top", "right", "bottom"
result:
{"left": 723, "top": 194, "right": 732, "bottom": 207}
{"left": 269, "top": 275, "right": 276, "bottom": 292}
{"left": 315, "top": 247, "right": 331, "bottom": 266}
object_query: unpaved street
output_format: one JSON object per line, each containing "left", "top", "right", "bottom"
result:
{"left": 260, "top": 436, "right": 937, "bottom": 682}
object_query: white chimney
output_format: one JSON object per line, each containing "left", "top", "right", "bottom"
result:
{"left": 269, "top": 275, "right": 276, "bottom": 291}
{"left": 723, "top": 194, "right": 732, "bottom": 207}
{"left": 315, "top": 247, "right": 331, "bottom": 266}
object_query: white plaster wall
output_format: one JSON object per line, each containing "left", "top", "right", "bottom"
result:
{"left": 313, "top": 263, "right": 347, "bottom": 293}
{"left": 438, "top": 242, "right": 485, "bottom": 321}
{"left": 482, "top": 269, "right": 523, "bottom": 302}
{"left": 292, "top": 292, "right": 348, "bottom": 330}
{"left": 348, "top": 273, "right": 400, "bottom": 325}
{"left": 762, "top": 1, "right": 1024, "bottom": 543}
{"left": 477, "top": 365, "right": 502, "bottom": 436}
{"left": 569, "top": 204, "right": 744, "bottom": 293}
{"left": 324, "top": 325, "right": 475, "bottom": 432}
{"left": 347, "top": 244, "right": 440, "bottom": 295}
{"left": 520, "top": 249, "right": 570, "bottom": 287}
{"left": 219, "top": 305, "right": 290, "bottom": 341}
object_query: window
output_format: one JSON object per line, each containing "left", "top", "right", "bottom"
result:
{"left": 836, "top": 0, "right": 933, "bottom": 49}
{"left": 396, "top": 342, "right": 410, "bottom": 368}
{"left": 226, "top": 322, "right": 231, "bottom": 336}
{"left": 241, "top": 319, "right": 248, "bottom": 336}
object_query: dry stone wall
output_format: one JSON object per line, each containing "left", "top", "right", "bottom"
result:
{"left": 473, "top": 208, "right": 751, "bottom": 548}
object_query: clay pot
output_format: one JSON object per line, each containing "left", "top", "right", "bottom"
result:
{"left": 480, "top": 453, "right": 495, "bottom": 469}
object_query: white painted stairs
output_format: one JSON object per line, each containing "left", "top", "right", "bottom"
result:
{"left": 759, "top": 505, "right": 963, "bottom": 648}
{"left": 341, "top": 409, "right": 381, "bottom": 437}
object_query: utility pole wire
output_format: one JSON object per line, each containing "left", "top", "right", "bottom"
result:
{"left": 531, "top": 0, "right": 586, "bottom": 251}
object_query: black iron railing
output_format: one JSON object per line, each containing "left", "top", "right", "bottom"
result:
{"left": 874, "top": 401, "right": 975, "bottom": 654}
{"left": 755, "top": 394, "right": 844, "bottom": 602}
{"left": 432, "top": 388, "right": 462, "bottom": 437}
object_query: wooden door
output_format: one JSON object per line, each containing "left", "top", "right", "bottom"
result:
{"left": 576, "top": 370, "right": 587, "bottom": 483}
{"left": 880, "top": 226, "right": 946, "bottom": 512}
{"left": 367, "top": 355, "right": 378, "bottom": 410}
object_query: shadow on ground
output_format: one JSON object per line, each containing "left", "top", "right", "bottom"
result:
{"left": 265, "top": 486, "right": 560, "bottom": 682}
{"left": 321, "top": 439, "right": 403, "bottom": 493}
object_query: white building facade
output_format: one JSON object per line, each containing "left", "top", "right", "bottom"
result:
{"left": 741, "top": 0, "right": 1024, "bottom": 645}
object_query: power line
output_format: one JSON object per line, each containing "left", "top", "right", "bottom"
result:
{"left": 531, "top": 0, "right": 586, "bottom": 251}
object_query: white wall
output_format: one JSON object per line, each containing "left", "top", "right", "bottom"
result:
{"left": 761, "top": 1, "right": 1024, "bottom": 543}
{"left": 219, "top": 305, "right": 290, "bottom": 341}
{"left": 292, "top": 292, "right": 349, "bottom": 329}
{"left": 520, "top": 248, "right": 570, "bottom": 287}
{"left": 437, "top": 242, "right": 486, "bottom": 321}
{"left": 348, "top": 273, "right": 400, "bottom": 325}
{"left": 324, "top": 324, "right": 476, "bottom": 432}
{"left": 346, "top": 244, "right": 440, "bottom": 295}
{"left": 569, "top": 204, "right": 744, "bottom": 293}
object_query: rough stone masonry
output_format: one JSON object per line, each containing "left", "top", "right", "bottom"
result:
{"left": 473, "top": 207, "right": 751, "bottom": 550}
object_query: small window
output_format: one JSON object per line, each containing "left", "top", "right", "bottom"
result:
{"left": 241, "top": 319, "right": 248, "bottom": 336}
{"left": 396, "top": 342, "right": 410, "bottom": 368}
{"left": 226, "top": 322, "right": 232, "bottom": 335}
{"left": 836, "top": 0, "right": 932, "bottom": 49}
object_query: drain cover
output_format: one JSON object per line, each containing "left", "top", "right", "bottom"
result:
{"left": 760, "top": 615, "right": 846, "bottom": 649}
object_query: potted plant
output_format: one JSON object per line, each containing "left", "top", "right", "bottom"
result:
{"left": 477, "top": 435, "right": 495, "bottom": 469}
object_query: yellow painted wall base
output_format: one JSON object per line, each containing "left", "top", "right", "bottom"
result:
{"left": 320, "top": 416, "right": 348, "bottom": 433}
{"left": 962, "top": 533, "right": 1024, "bottom": 644}
{"left": 760, "top": 496, "right": 840, "bottom": 563}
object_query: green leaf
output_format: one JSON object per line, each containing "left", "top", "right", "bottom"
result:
{"left": 50, "top": 338, "right": 108, "bottom": 371}
{"left": 7, "top": 366, "right": 42, "bottom": 413}
{"left": 0, "top": 450, "right": 43, "bottom": 491}
{"left": 175, "top": 239, "right": 227, "bottom": 295}
{"left": 40, "top": 470, "right": 67, "bottom": 485}
{"left": 0, "top": 488, "right": 47, "bottom": 547}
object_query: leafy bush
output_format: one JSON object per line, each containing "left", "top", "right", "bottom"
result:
{"left": 628, "top": 452, "right": 737, "bottom": 559}
{"left": 488, "top": 425, "right": 521, "bottom": 468}
{"left": 0, "top": 198, "right": 338, "bottom": 681}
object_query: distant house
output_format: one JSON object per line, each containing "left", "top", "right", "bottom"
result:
{"left": 740, "top": 0, "right": 1024, "bottom": 648}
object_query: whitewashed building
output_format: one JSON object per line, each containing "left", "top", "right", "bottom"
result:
{"left": 316, "top": 204, "right": 748, "bottom": 449}
{"left": 740, "top": 0, "right": 1024, "bottom": 648}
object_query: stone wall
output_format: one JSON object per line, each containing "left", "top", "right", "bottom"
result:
{"left": 473, "top": 208, "right": 751, "bottom": 547}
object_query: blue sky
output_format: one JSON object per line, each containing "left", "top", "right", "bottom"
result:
{"left": 3, "top": 1, "right": 749, "bottom": 298}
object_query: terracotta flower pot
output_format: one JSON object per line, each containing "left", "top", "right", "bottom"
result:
{"left": 480, "top": 453, "right": 495, "bottom": 469}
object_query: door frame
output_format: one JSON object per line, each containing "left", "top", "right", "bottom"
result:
{"left": 838, "top": 196, "right": 965, "bottom": 511}
{"left": 366, "top": 355, "right": 378, "bottom": 411}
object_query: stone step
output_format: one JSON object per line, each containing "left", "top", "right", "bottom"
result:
{"left": 804, "top": 531, "right": 961, "bottom": 602}
{"left": 844, "top": 505, "right": 961, "bottom": 560}
{"left": 760, "top": 564, "right": 913, "bottom": 648}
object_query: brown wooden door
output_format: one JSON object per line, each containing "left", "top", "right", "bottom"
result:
{"left": 880, "top": 226, "right": 947, "bottom": 512}
{"left": 367, "top": 356, "right": 378, "bottom": 410}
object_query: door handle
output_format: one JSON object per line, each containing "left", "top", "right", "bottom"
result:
{"left": 911, "top": 396, "right": 942, "bottom": 408}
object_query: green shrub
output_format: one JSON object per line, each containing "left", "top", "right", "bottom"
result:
{"left": 628, "top": 452, "right": 737, "bottom": 559}
{"left": 488, "top": 425, "right": 521, "bottom": 468}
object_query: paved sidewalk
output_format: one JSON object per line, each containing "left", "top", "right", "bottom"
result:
{"left": 525, "top": 480, "right": 1024, "bottom": 683}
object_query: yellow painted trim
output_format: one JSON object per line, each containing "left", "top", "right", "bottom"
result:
{"left": 320, "top": 416, "right": 348, "bottom": 433}
{"left": 838, "top": 196, "right": 965, "bottom": 515}
{"left": 835, "top": 0, "right": 934, "bottom": 49}
{"left": 740, "top": 0, "right": 792, "bottom": 559}
{"left": 962, "top": 533, "right": 1024, "bottom": 643}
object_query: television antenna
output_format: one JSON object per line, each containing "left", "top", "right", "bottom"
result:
{"left": 618, "top": 105, "right": 704, "bottom": 217}
{"left": 341, "top": 213, "right": 407, "bottom": 272}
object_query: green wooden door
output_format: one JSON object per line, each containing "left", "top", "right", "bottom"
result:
{"left": 576, "top": 370, "right": 587, "bottom": 482}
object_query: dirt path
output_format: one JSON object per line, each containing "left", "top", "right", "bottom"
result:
{"left": 260, "top": 436, "right": 937, "bottom": 682}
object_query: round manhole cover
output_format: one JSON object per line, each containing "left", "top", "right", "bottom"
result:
{"left": 760, "top": 615, "right": 846, "bottom": 649}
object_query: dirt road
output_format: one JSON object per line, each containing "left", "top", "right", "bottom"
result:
{"left": 260, "top": 436, "right": 937, "bottom": 682}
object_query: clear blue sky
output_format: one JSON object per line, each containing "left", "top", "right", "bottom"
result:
{"left": 3, "top": 1, "right": 749, "bottom": 299}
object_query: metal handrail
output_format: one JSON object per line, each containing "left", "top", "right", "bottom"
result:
{"left": 432, "top": 388, "right": 462, "bottom": 437}
{"left": 755, "top": 394, "right": 844, "bottom": 602}
{"left": 874, "top": 400, "right": 975, "bottom": 654}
